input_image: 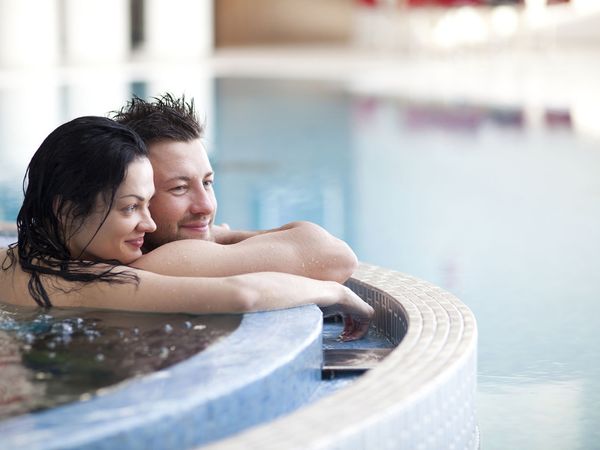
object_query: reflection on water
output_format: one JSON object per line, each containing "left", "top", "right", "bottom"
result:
{"left": 213, "top": 78, "right": 600, "bottom": 450}
{"left": 1, "top": 75, "right": 599, "bottom": 447}
{"left": 0, "top": 303, "right": 241, "bottom": 421}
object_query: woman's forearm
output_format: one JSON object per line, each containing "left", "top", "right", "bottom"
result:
{"left": 14, "top": 266, "right": 372, "bottom": 341}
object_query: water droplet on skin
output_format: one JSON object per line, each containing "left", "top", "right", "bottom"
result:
{"left": 193, "top": 324, "right": 206, "bottom": 331}
{"left": 183, "top": 321, "right": 192, "bottom": 329}
{"left": 164, "top": 324, "right": 173, "bottom": 333}
{"left": 159, "top": 347, "right": 169, "bottom": 359}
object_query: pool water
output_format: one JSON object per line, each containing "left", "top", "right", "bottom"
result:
{"left": 0, "top": 303, "right": 240, "bottom": 421}
{"left": 1, "top": 74, "right": 599, "bottom": 449}
{"left": 213, "top": 78, "right": 600, "bottom": 449}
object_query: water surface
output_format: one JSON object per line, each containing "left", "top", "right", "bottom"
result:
{"left": 0, "top": 303, "right": 240, "bottom": 421}
{"left": 1, "top": 74, "right": 599, "bottom": 448}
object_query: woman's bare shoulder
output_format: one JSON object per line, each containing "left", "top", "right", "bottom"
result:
{"left": 0, "top": 247, "right": 31, "bottom": 306}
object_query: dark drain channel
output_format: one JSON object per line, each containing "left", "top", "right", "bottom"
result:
{"left": 322, "top": 348, "right": 392, "bottom": 378}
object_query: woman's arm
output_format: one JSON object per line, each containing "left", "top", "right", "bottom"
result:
{"left": 133, "top": 221, "right": 358, "bottom": 283}
{"left": 47, "top": 269, "right": 373, "bottom": 341}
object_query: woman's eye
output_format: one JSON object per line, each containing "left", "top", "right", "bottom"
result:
{"left": 123, "top": 204, "right": 138, "bottom": 213}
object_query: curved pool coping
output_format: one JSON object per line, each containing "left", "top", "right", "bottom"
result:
{"left": 0, "top": 305, "right": 323, "bottom": 450}
{"left": 204, "top": 262, "right": 479, "bottom": 450}
{"left": 0, "top": 261, "right": 478, "bottom": 450}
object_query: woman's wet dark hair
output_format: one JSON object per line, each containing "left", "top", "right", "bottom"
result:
{"left": 4, "top": 116, "right": 149, "bottom": 307}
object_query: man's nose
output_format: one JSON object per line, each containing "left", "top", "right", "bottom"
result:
{"left": 189, "top": 188, "right": 214, "bottom": 216}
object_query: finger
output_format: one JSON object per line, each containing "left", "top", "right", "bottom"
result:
{"left": 339, "top": 317, "right": 370, "bottom": 341}
{"left": 339, "top": 315, "right": 354, "bottom": 340}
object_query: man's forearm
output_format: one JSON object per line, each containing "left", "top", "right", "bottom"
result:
{"left": 232, "top": 221, "right": 358, "bottom": 282}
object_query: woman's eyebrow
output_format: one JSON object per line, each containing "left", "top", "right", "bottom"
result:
{"left": 118, "top": 194, "right": 146, "bottom": 201}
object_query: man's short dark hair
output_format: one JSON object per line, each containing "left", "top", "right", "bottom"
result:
{"left": 111, "top": 93, "right": 204, "bottom": 144}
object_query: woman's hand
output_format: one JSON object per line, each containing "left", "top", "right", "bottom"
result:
{"left": 321, "top": 285, "right": 374, "bottom": 341}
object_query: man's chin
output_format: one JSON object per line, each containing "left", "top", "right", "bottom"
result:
{"left": 178, "top": 228, "right": 212, "bottom": 242}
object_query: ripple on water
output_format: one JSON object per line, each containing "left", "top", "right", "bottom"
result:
{"left": 0, "top": 303, "right": 241, "bottom": 421}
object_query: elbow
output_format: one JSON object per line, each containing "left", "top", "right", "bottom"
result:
{"left": 312, "top": 225, "right": 359, "bottom": 282}
{"left": 329, "top": 242, "right": 358, "bottom": 283}
{"left": 310, "top": 235, "right": 358, "bottom": 283}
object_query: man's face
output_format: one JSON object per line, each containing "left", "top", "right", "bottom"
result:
{"left": 144, "top": 138, "right": 217, "bottom": 250}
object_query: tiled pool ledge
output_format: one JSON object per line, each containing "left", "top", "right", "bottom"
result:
{"left": 0, "top": 261, "right": 478, "bottom": 450}
{"left": 0, "top": 305, "right": 324, "bottom": 450}
{"left": 204, "top": 263, "right": 479, "bottom": 450}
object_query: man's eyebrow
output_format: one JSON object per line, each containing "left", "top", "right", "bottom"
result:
{"left": 164, "top": 175, "right": 192, "bottom": 183}
{"left": 165, "top": 173, "right": 213, "bottom": 183}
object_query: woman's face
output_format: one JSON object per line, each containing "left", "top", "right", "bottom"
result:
{"left": 68, "top": 158, "right": 156, "bottom": 264}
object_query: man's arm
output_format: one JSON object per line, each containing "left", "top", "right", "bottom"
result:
{"left": 133, "top": 221, "right": 358, "bottom": 283}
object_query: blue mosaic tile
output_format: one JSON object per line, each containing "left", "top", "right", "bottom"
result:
{"left": 0, "top": 305, "right": 323, "bottom": 450}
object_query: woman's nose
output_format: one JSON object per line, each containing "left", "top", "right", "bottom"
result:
{"left": 139, "top": 212, "right": 157, "bottom": 233}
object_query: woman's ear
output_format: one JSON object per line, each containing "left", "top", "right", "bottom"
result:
{"left": 53, "top": 197, "right": 76, "bottom": 240}
{"left": 52, "top": 196, "right": 62, "bottom": 217}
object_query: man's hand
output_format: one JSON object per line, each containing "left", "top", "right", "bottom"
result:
{"left": 210, "top": 223, "right": 231, "bottom": 243}
{"left": 210, "top": 223, "right": 266, "bottom": 245}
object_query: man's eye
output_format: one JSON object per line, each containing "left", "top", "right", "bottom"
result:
{"left": 204, "top": 180, "right": 214, "bottom": 188}
{"left": 170, "top": 185, "right": 188, "bottom": 194}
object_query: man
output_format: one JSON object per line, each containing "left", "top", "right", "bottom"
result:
{"left": 111, "top": 93, "right": 358, "bottom": 283}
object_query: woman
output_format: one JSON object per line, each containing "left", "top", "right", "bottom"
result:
{"left": 0, "top": 116, "right": 372, "bottom": 341}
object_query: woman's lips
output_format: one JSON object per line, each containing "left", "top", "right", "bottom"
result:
{"left": 125, "top": 237, "right": 145, "bottom": 248}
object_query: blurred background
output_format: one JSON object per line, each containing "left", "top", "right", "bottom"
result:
{"left": 1, "top": 1, "right": 600, "bottom": 449}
